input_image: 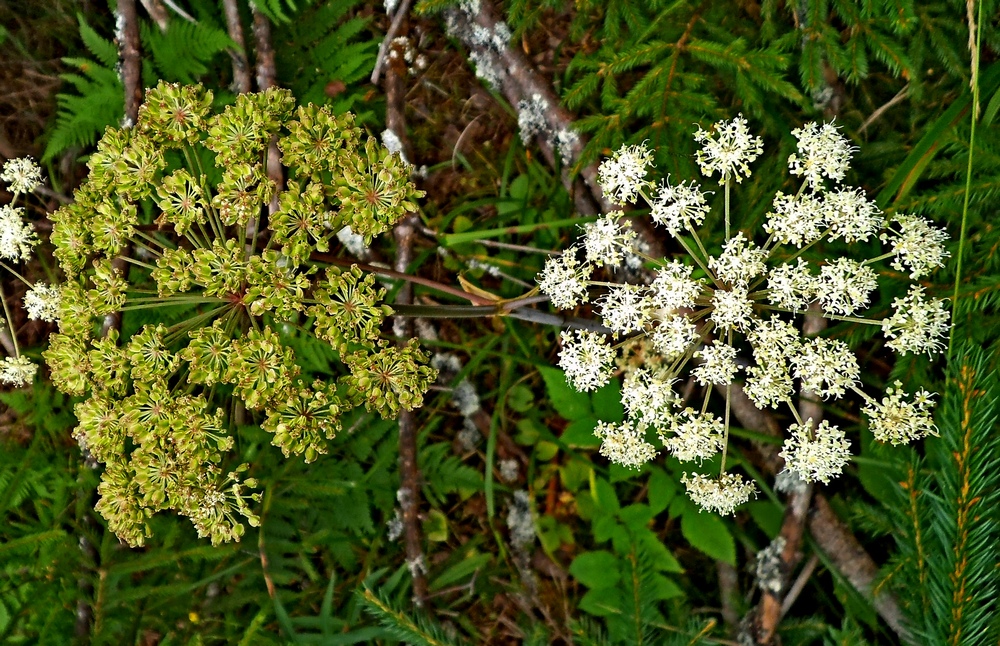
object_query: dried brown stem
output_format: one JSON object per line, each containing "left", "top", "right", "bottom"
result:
{"left": 222, "top": 0, "right": 253, "bottom": 94}
{"left": 753, "top": 305, "right": 823, "bottom": 644}
{"left": 251, "top": 7, "right": 282, "bottom": 215}
{"left": 139, "top": 0, "right": 169, "bottom": 30}
{"left": 117, "top": 0, "right": 143, "bottom": 127}
{"left": 385, "top": 31, "right": 429, "bottom": 608}
{"left": 442, "top": 0, "right": 664, "bottom": 261}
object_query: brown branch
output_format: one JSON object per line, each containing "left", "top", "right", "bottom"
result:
{"left": 251, "top": 7, "right": 282, "bottom": 216}
{"left": 753, "top": 305, "right": 823, "bottom": 645}
{"left": 385, "top": 24, "right": 429, "bottom": 608}
{"left": 117, "top": 0, "right": 143, "bottom": 127}
{"left": 222, "top": 0, "right": 253, "bottom": 94}
{"left": 139, "top": 0, "right": 169, "bottom": 30}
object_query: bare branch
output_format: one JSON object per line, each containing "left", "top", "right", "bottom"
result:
{"left": 116, "top": 0, "right": 143, "bottom": 127}
{"left": 222, "top": 0, "right": 253, "bottom": 94}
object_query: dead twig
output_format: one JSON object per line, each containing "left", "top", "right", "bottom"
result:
{"left": 222, "top": 0, "right": 253, "bottom": 94}
{"left": 116, "top": 0, "right": 143, "bottom": 128}
{"left": 385, "top": 29, "right": 430, "bottom": 608}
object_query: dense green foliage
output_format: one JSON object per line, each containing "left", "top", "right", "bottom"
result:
{"left": 4, "top": 0, "right": 1000, "bottom": 644}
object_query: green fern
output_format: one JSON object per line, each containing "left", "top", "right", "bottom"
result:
{"left": 358, "top": 586, "right": 463, "bottom": 646}
{"left": 142, "top": 19, "right": 233, "bottom": 83}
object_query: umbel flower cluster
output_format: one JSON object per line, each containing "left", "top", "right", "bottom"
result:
{"left": 0, "top": 156, "right": 53, "bottom": 386}
{"left": 538, "top": 116, "right": 948, "bottom": 515}
{"left": 44, "top": 82, "right": 436, "bottom": 546}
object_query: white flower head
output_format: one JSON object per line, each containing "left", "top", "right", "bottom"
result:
{"left": 882, "top": 285, "right": 950, "bottom": 356}
{"left": 881, "top": 214, "right": 950, "bottom": 279}
{"left": 816, "top": 258, "right": 878, "bottom": 316}
{"left": 825, "top": 187, "right": 883, "bottom": 243}
{"left": 745, "top": 362, "right": 794, "bottom": 409}
{"left": 558, "top": 330, "right": 615, "bottom": 392}
{"left": 598, "top": 142, "right": 654, "bottom": 205}
{"left": 693, "top": 114, "right": 763, "bottom": 184}
{"left": 0, "top": 205, "right": 38, "bottom": 262}
{"left": 780, "top": 419, "right": 851, "bottom": 484}
{"left": 581, "top": 215, "right": 637, "bottom": 267}
{"left": 598, "top": 284, "right": 652, "bottom": 335}
{"left": 650, "top": 260, "right": 702, "bottom": 312}
{"left": 681, "top": 472, "right": 757, "bottom": 515}
{"left": 0, "top": 356, "right": 37, "bottom": 387}
{"left": 766, "top": 258, "right": 815, "bottom": 311}
{"left": 650, "top": 178, "right": 710, "bottom": 235}
{"left": 764, "top": 191, "right": 825, "bottom": 247}
{"left": 538, "top": 249, "right": 591, "bottom": 310}
{"left": 792, "top": 337, "right": 860, "bottom": 399}
{"left": 788, "top": 121, "right": 855, "bottom": 189}
{"left": 693, "top": 341, "right": 740, "bottom": 386}
{"left": 710, "top": 285, "right": 754, "bottom": 332}
{"left": 709, "top": 232, "right": 767, "bottom": 286}
{"left": 748, "top": 317, "right": 801, "bottom": 364}
{"left": 622, "top": 368, "right": 677, "bottom": 431}
{"left": 594, "top": 421, "right": 657, "bottom": 469}
{"left": 24, "top": 283, "right": 62, "bottom": 322}
{"left": 1, "top": 157, "right": 43, "bottom": 195}
{"left": 864, "top": 381, "right": 938, "bottom": 445}
{"left": 649, "top": 315, "right": 699, "bottom": 359}
{"left": 663, "top": 409, "right": 724, "bottom": 462}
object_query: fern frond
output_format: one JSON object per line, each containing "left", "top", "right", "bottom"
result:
{"left": 358, "top": 586, "right": 463, "bottom": 646}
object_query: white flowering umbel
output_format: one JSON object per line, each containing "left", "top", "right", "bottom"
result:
{"left": 536, "top": 118, "right": 951, "bottom": 514}
{"left": 0, "top": 157, "right": 51, "bottom": 386}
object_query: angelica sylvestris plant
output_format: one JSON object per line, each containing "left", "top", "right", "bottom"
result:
{"left": 537, "top": 116, "right": 949, "bottom": 515}
{"left": 43, "top": 82, "right": 436, "bottom": 546}
{"left": 0, "top": 157, "right": 57, "bottom": 386}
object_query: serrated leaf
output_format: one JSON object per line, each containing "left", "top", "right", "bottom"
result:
{"left": 561, "top": 416, "right": 601, "bottom": 448}
{"left": 681, "top": 510, "right": 736, "bottom": 565}
{"left": 539, "top": 366, "right": 592, "bottom": 420}
{"left": 569, "top": 551, "right": 621, "bottom": 590}
{"left": 591, "top": 379, "right": 624, "bottom": 422}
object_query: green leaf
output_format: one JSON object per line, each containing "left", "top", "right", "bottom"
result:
{"left": 647, "top": 468, "right": 676, "bottom": 515}
{"left": 423, "top": 509, "right": 449, "bottom": 542}
{"left": 507, "top": 384, "right": 534, "bottom": 412}
{"left": 591, "top": 379, "right": 624, "bottom": 423}
{"left": 592, "top": 477, "right": 621, "bottom": 515}
{"left": 561, "top": 416, "right": 601, "bottom": 448}
{"left": 569, "top": 550, "right": 621, "bottom": 590}
{"left": 681, "top": 510, "right": 736, "bottom": 565}
{"left": 539, "top": 366, "right": 592, "bottom": 420}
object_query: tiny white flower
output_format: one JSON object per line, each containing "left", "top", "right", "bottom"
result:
{"left": 0, "top": 356, "right": 37, "bottom": 386}
{"left": 825, "top": 187, "right": 882, "bottom": 243}
{"left": 710, "top": 285, "right": 754, "bottom": 332}
{"left": 780, "top": 419, "right": 851, "bottom": 484}
{"left": 693, "top": 114, "right": 763, "bottom": 184}
{"left": 767, "top": 258, "right": 815, "bottom": 311}
{"left": 881, "top": 214, "right": 950, "bottom": 279}
{"left": 681, "top": 472, "right": 757, "bottom": 515}
{"left": 650, "top": 178, "right": 710, "bottom": 235}
{"left": 788, "top": 121, "right": 855, "bottom": 189}
{"left": 1, "top": 157, "right": 43, "bottom": 195}
{"left": 662, "top": 409, "right": 724, "bottom": 462}
{"left": 764, "top": 191, "right": 825, "bottom": 247}
{"left": 0, "top": 205, "right": 38, "bottom": 262}
{"left": 693, "top": 341, "right": 740, "bottom": 386}
{"left": 745, "top": 362, "right": 794, "bottom": 409}
{"left": 748, "top": 317, "right": 801, "bottom": 364}
{"left": 881, "top": 285, "right": 950, "bottom": 356}
{"left": 816, "top": 258, "right": 878, "bottom": 316}
{"left": 581, "top": 215, "right": 636, "bottom": 267}
{"left": 709, "top": 232, "right": 767, "bottom": 286}
{"left": 594, "top": 420, "right": 657, "bottom": 469}
{"left": 649, "top": 315, "right": 699, "bottom": 359}
{"left": 650, "top": 260, "right": 702, "bottom": 311}
{"left": 864, "top": 381, "right": 938, "bottom": 445}
{"left": 598, "top": 284, "right": 652, "bottom": 335}
{"left": 622, "top": 368, "right": 677, "bottom": 431}
{"left": 558, "top": 330, "right": 615, "bottom": 392}
{"left": 598, "top": 142, "right": 654, "bottom": 205}
{"left": 792, "top": 337, "right": 859, "bottom": 399}
{"left": 538, "top": 249, "right": 591, "bottom": 310}
{"left": 23, "top": 283, "right": 61, "bottom": 322}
